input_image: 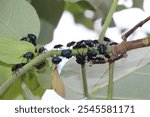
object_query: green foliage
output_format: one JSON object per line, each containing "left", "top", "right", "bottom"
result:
{"left": 59, "top": 47, "right": 150, "bottom": 99}
{"left": 65, "top": 1, "right": 95, "bottom": 29}
{"left": 0, "top": 37, "right": 35, "bottom": 64}
{"left": 34, "top": 59, "right": 53, "bottom": 89}
{"left": 132, "top": 0, "right": 144, "bottom": 9}
{"left": 0, "top": 0, "right": 147, "bottom": 100}
{"left": 31, "top": 0, "right": 65, "bottom": 45}
{"left": 0, "top": 0, "right": 40, "bottom": 39}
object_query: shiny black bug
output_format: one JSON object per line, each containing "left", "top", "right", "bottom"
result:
{"left": 22, "top": 52, "right": 34, "bottom": 61}
{"left": 97, "top": 44, "right": 107, "bottom": 55}
{"left": 28, "top": 34, "right": 36, "bottom": 40}
{"left": 53, "top": 44, "right": 63, "bottom": 49}
{"left": 11, "top": 63, "right": 27, "bottom": 74}
{"left": 93, "top": 40, "right": 99, "bottom": 45}
{"left": 110, "top": 42, "right": 118, "bottom": 45}
{"left": 27, "top": 34, "right": 37, "bottom": 46}
{"left": 76, "top": 55, "right": 86, "bottom": 64}
{"left": 20, "top": 37, "right": 28, "bottom": 41}
{"left": 84, "top": 39, "right": 95, "bottom": 47}
{"left": 87, "top": 50, "right": 97, "bottom": 61}
{"left": 20, "top": 34, "right": 37, "bottom": 46}
{"left": 104, "top": 37, "right": 111, "bottom": 42}
{"left": 35, "top": 61, "right": 46, "bottom": 69}
{"left": 67, "top": 41, "right": 76, "bottom": 47}
{"left": 61, "top": 49, "right": 72, "bottom": 59}
{"left": 38, "top": 47, "right": 47, "bottom": 54}
{"left": 73, "top": 40, "right": 86, "bottom": 49}
{"left": 52, "top": 57, "right": 62, "bottom": 64}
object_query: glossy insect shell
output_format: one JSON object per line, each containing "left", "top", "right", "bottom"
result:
{"left": 11, "top": 63, "right": 26, "bottom": 73}
{"left": 27, "top": 34, "right": 37, "bottom": 41}
{"left": 76, "top": 55, "right": 86, "bottom": 64}
{"left": 52, "top": 57, "right": 62, "bottom": 64}
{"left": 67, "top": 41, "right": 76, "bottom": 47}
{"left": 84, "top": 40, "right": 94, "bottom": 47}
{"left": 23, "top": 52, "right": 34, "bottom": 60}
{"left": 104, "top": 37, "right": 111, "bottom": 42}
{"left": 38, "top": 47, "right": 47, "bottom": 54}
{"left": 36, "top": 61, "right": 46, "bottom": 69}
{"left": 20, "top": 37, "right": 28, "bottom": 41}
{"left": 53, "top": 44, "right": 63, "bottom": 49}
{"left": 61, "top": 49, "right": 72, "bottom": 59}
{"left": 97, "top": 44, "right": 107, "bottom": 55}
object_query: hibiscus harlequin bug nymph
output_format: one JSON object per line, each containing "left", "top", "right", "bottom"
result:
{"left": 52, "top": 57, "right": 62, "bottom": 64}
{"left": 20, "top": 34, "right": 37, "bottom": 46}
{"left": 53, "top": 44, "right": 63, "bottom": 49}
{"left": 38, "top": 47, "right": 47, "bottom": 54}
{"left": 11, "top": 63, "right": 27, "bottom": 74}
{"left": 21, "top": 52, "right": 34, "bottom": 62}
{"left": 61, "top": 49, "right": 72, "bottom": 59}
{"left": 35, "top": 60, "right": 46, "bottom": 69}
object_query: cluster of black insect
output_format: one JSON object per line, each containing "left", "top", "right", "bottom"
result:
{"left": 51, "top": 37, "right": 118, "bottom": 65}
{"left": 21, "top": 34, "right": 37, "bottom": 46}
{"left": 11, "top": 34, "right": 48, "bottom": 73}
{"left": 12, "top": 35, "right": 118, "bottom": 73}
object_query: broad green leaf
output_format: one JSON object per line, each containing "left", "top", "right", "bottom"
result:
{"left": 0, "top": 37, "right": 35, "bottom": 64}
{"left": 1, "top": 77, "right": 45, "bottom": 100}
{"left": 1, "top": 78, "right": 25, "bottom": 100}
{"left": 0, "top": 62, "right": 11, "bottom": 86}
{"left": 0, "top": 0, "right": 40, "bottom": 39}
{"left": 23, "top": 71, "right": 40, "bottom": 92}
{"left": 90, "top": 47, "right": 150, "bottom": 100}
{"left": 60, "top": 57, "right": 107, "bottom": 99}
{"left": 60, "top": 47, "right": 150, "bottom": 99}
{"left": 116, "top": 5, "right": 127, "bottom": 12}
{"left": 132, "top": 0, "right": 144, "bottom": 9}
{"left": 65, "top": 0, "right": 115, "bottom": 28}
{"left": 77, "top": 1, "right": 95, "bottom": 11}
{"left": 34, "top": 60, "right": 53, "bottom": 89}
{"left": 1, "top": 71, "right": 45, "bottom": 100}
{"left": 31, "top": 0, "right": 65, "bottom": 44}
{"left": 65, "top": 1, "right": 95, "bottom": 29}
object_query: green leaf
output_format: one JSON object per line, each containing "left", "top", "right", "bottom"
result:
{"left": 116, "top": 5, "right": 127, "bottom": 11}
{"left": 1, "top": 77, "right": 45, "bottom": 100}
{"left": 77, "top": 1, "right": 95, "bottom": 11}
{"left": 60, "top": 47, "right": 150, "bottom": 99}
{"left": 23, "top": 72, "right": 40, "bottom": 91}
{"left": 65, "top": 0, "right": 115, "bottom": 28}
{"left": 0, "top": 0, "right": 40, "bottom": 39}
{"left": 0, "top": 62, "right": 12, "bottom": 86}
{"left": 1, "top": 70, "right": 45, "bottom": 100}
{"left": 31, "top": 0, "right": 65, "bottom": 45}
{"left": 60, "top": 58, "right": 108, "bottom": 99}
{"left": 34, "top": 59, "right": 53, "bottom": 89}
{"left": 90, "top": 47, "right": 150, "bottom": 99}
{"left": 0, "top": 37, "right": 35, "bottom": 64}
{"left": 132, "top": 0, "right": 144, "bottom": 9}
{"left": 65, "top": 1, "right": 95, "bottom": 29}
{"left": 1, "top": 78, "right": 25, "bottom": 100}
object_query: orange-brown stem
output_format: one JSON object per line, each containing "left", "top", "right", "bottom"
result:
{"left": 113, "top": 37, "right": 150, "bottom": 55}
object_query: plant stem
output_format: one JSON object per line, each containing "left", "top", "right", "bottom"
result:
{"left": 21, "top": 80, "right": 35, "bottom": 100}
{"left": 107, "top": 62, "right": 114, "bottom": 100}
{"left": 0, "top": 50, "right": 53, "bottom": 97}
{"left": 81, "top": 64, "right": 89, "bottom": 98}
{"left": 98, "top": 0, "right": 119, "bottom": 41}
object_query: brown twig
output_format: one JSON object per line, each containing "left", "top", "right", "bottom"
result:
{"left": 92, "top": 37, "right": 150, "bottom": 64}
{"left": 121, "top": 16, "right": 150, "bottom": 41}
{"left": 113, "top": 37, "right": 150, "bottom": 55}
